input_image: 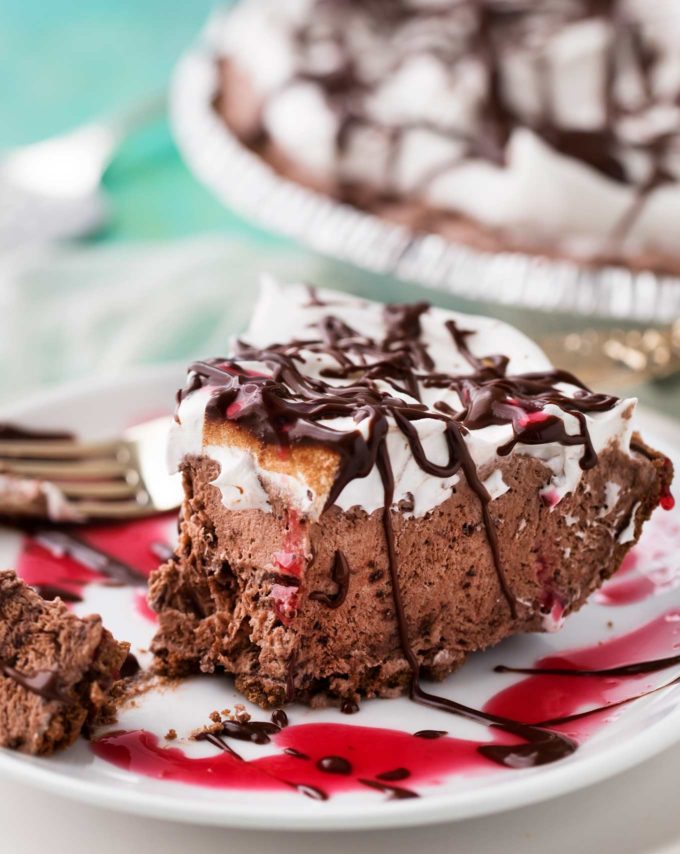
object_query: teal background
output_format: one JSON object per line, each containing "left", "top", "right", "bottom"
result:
{"left": 0, "top": 0, "right": 273, "bottom": 244}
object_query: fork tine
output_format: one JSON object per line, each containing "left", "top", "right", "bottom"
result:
{"left": 0, "top": 439, "right": 122, "bottom": 460}
{"left": 69, "top": 497, "right": 152, "bottom": 519}
{"left": 55, "top": 480, "right": 141, "bottom": 499}
{"left": 0, "top": 458, "right": 132, "bottom": 480}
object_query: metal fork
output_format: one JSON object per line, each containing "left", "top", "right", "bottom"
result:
{"left": 0, "top": 416, "right": 182, "bottom": 522}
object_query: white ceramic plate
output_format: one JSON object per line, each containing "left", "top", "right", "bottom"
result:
{"left": 0, "top": 364, "right": 679, "bottom": 831}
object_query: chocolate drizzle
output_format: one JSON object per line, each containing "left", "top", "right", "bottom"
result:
{"left": 340, "top": 699, "right": 360, "bottom": 715}
{"left": 195, "top": 730, "right": 243, "bottom": 760}
{"left": 1, "top": 664, "right": 70, "bottom": 703}
{"left": 218, "top": 720, "right": 281, "bottom": 745}
{"left": 376, "top": 767, "right": 410, "bottom": 782}
{"left": 317, "top": 755, "right": 353, "bottom": 775}
{"left": 309, "top": 550, "right": 350, "bottom": 609}
{"left": 34, "top": 584, "right": 83, "bottom": 603}
{"left": 535, "top": 671, "right": 680, "bottom": 728}
{"left": 495, "top": 653, "right": 680, "bottom": 679}
{"left": 291, "top": 782, "right": 329, "bottom": 801}
{"left": 271, "top": 708, "right": 289, "bottom": 728}
{"left": 284, "top": 746, "right": 310, "bottom": 760}
{"left": 359, "top": 778, "right": 419, "bottom": 800}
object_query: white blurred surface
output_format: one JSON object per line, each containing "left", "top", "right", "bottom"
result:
{"left": 1, "top": 741, "right": 680, "bottom": 854}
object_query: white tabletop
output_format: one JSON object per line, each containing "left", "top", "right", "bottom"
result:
{"left": 1, "top": 740, "right": 679, "bottom": 854}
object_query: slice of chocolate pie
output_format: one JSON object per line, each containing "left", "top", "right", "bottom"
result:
{"left": 150, "top": 279, "right": 672, "bottom": 707}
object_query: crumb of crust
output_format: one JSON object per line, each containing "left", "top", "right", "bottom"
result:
{"left": 220, "top": 708, "right": 231, "bottom": 717}
{"left": 190, "top": 722, "right": 223, "bottom": 740}
{"left": 209, "top": 710, "right": 222, "bottom": 723}
{"left": 165, "top": 729, "right": 177, "bottom": 741}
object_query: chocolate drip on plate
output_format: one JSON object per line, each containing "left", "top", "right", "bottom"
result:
{"left": 196, "top": 730, "right": 243, "bottom": 760}
{"left": 535, "top": 671, "right": 680, "bottom": 728}
{"left": 376, "top": 767, "right": 410, "bottom": 782}
{"left": 284, "top": 746, "right": 310, "bottom": 760}
{"left": 271, "top": 708, "right": 289, "bottom": 728}
{"left": 218, "top": 719, "right": 282, "bottom": 745}
{"left": 495, "top": 653, "right": 680, "bottom": 679}
{"left": 316, "top": 755, "right": 353, "bottom": 775}
{"left": 289, "top": 782, "right": 329, "bottom": 801}
{"left": 359, "top": 778, "right": 419, "bottom": 800}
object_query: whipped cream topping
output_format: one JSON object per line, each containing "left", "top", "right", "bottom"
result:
{"left": 213, "top": 0, "right": 680, "bottom": 262}
{"left": 169, "top": 277, "right": 635, "bottom": 520}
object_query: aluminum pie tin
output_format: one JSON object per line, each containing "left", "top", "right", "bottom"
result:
{"left": 170, "top": 28, "right": 680, "bottom": 324}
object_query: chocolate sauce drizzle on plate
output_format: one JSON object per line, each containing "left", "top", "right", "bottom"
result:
{"left": 284, "top": 746, "right": 310, "bottom": 760}
{"left": 534, "top": 670, "right": 680, "bottom": 729}
{"left": 218, "top": 719, "right": 281, "bottom": 745}
{"left": 196, "top": 721, "right": 332, "bottom": 801}
{"left": 317, "top": 755, "right": 353, "bottom": 775}
{"left": 271, "top": 708, "right": 289, "bottom": 728}
{"left": 495, "top": 653, "right": 680, "bottom": 679}
{"left": 376, "top": 767, "right": 411, "bottom": 782}
{"left": 195, "top": 730, "right": 242, "bottom": 760}
{"left": 359, "top": 778, "right": 419, "bottom": 800}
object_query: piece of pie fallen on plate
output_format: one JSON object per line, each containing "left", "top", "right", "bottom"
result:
{"left": 149, "top": 279, "right": 672, "bottom": 708}
{"left": 0, "top": 570, "right": 129, "bottom": 755}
